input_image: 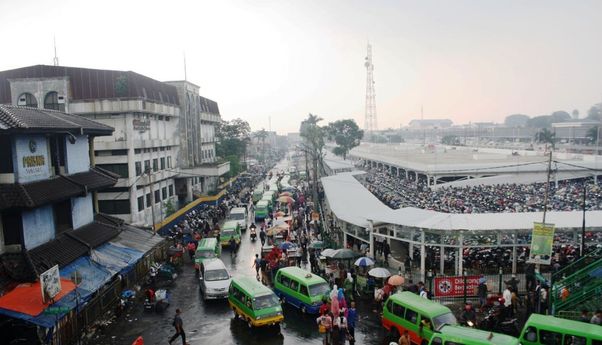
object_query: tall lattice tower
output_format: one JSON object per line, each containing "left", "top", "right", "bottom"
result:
{"left": 364, "top": 43, "right": 377, "bottom": 133}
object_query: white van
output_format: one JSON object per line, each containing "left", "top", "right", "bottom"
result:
{"left": 228, "top": 207, "right": 248, "bottom": 231}
{"left": 199, "top": 258, "right": 231, "bottom": 300}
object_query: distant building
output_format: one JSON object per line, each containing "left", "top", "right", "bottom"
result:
{"left": 408, "top": 119, "right": 453, "bottom": 129}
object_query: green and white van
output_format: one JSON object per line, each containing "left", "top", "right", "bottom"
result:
{"left": 428, "top": 326, "right": 519, "bottom": 345}
{"left": 260, "top": 196, "right": 273, "bottom": 212}
{"left": 252, "top": 188, "right": 264, "bottom": 203}
{"left": 382, "top": 291, "right": 458, "bottom": 345}
{"left": 255, "top": 200, "right": 269, "bottom": 221}
{"left": 273, "top": 267, "right": 330, "bottom": 314}
{"left": 519, "top": 314, "right": 602, "bottom": 345}
{"left": 220, "top": 220, "right": 241, "bottom": 247}
{"left": 228, "top": 276, "right": 284, "bottom": 328}
{"left": 194, "top": 237, "right": 220, "bottom": 271}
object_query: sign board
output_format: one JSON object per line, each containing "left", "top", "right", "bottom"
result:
{"left": 433, "top": 275, "right": 480, "bottom": 298}
{"left": 40, "top": 265, "right": 61, "bottom": 304}
{"left": 133, "top": 119, "right": 150, "bottom": 132}
{"left": 43, "top": 306, "right": 71, "bottom": 315}
{"left": 528, "top": 222, "right": 555, "bottom": 265}
{"left": 15, "top": 135, "right": 50, "bottom": 182}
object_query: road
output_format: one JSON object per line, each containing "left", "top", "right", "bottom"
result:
{"left": 88, "top": 161, "right": 386, "bottom": 345}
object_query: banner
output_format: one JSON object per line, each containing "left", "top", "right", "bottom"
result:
{"left": 40, "top": 265, "right": 61, "bottom": 304}
{"left": 528, "top": 222, "right": 555, "bottom": 265}
{"left": 433, "top": 275, "right": 480, "bottom": 297}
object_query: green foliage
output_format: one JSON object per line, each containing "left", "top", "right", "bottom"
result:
{"left": 504, "top": 114, "right": 530, "bottom": 127}
{"left": 586, "top": 126, "right": 599, "bottom": 143}
{"left": 441, "top": 135, "right": 461, "bottom": 145}
{"left": 527, "top": 111, "right": 570, "bottom": 128}
{"left": 114, "top": 75, "right": 128, "bottom": 97}
{"left": 226, "top": 154, "right": 242, "bottom": 176}
{"left": 216, "top": 118, "right": 251, "bottom": 159}
{"left": 587, "top": 106, "right": 601, "bottom": 121}
{"left": 326, "top": 119, "right": 363, "bottom": 160}
{"left": 163, "top": 199, "right": 176, "bottom": 217}
{"left": 254, "top": 128, "right": 269, "bottom": 163}
{"left": 534, "top": 128, "right": 556, "bottom": 148}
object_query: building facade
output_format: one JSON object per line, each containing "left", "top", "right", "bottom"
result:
{"left": 0, "top": 65, "right": 229, "bottom": 227}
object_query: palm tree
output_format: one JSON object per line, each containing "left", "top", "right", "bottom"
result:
{"left": 534, "top": 128, "right": 556, "bottom": 148}
{"left": 254, "top": 129, "right": 268, "bottom": 162}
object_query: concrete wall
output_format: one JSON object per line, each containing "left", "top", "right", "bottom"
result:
{"left": 64, "top": 135, "right": 90, "bottom": 174}
{"left": 12, "top": 134, "right": 50, "bottom": 183}
{"left": 9, "top": 77, "right": 69, "bottom": 111}
{"left": 71, "top": 195, "right": 93, "bottom": 229}
{"left": 22, "top": 205, "right": 55, "bottom": 249}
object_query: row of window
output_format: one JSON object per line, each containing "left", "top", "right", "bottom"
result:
{"left": 137, "top": 184, "right": 175, "bottom": 212}
{"left": 18, "top": 92, "right": 64, "bottom": 111}
{"left": 134, "top": 146, "right": 173, "bottom": 154}
{"left": 135, "top": 157, "right": 173, "bottom": 176}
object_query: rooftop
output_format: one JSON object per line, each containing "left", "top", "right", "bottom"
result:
{"left": 388, "top": 291, "right": 452, "bottom": 316}
{"left": 232, "top": 276, "right": 274, "bottom": 296}
{"left": 0, "top": 104, "right": 114, "bottom": 135}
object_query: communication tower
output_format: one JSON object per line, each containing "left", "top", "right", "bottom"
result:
{"left": 364, "top": 43, "right": 377, "bottom": 133}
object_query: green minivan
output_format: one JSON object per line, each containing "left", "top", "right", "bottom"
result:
{"left": 228, "top": 276, "right": 284, "bottom": 328}
{"left": 255, "top": 200, "right": 269, "bottom": 221}
{"left": 260, "top": 196, "right": 274, "bottom": 212}
{"left": 382, "top": 291, "right": 458, "bottom": 345}
{"left": 220, "top": 220, "right": 241, "bottom": 247}
{"left": 519, "top": 314, "right": 602, "bottom": 345}
{"left": 428, "top": 326, "right": 519, "bottom": 345}
{"left": 252, "top": 188, "right": 264, "bottom": 203}
{"left": 273, "top": 267, "right": 330, "bottom": 314}
{"left": 264, "top": 190, "right": 276, "bottom": 202}
{"left": 194, "top": 237, "right": 221, "bottom": 271}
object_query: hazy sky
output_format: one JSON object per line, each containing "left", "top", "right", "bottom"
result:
{"left": 1, "top": 0, "right": 601, "bottom": 133}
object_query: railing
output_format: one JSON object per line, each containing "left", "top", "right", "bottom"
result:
{"left": 551, "top": 256, "right": 602, "bottom": 315}
{"left": 552, "top": 247, "right": 602, "bottom": 282}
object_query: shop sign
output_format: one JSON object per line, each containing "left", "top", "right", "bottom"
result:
{"left": 40, "top": 265, "right": 61, "bottom": 304}
{"left": 133, "top": 119, "right": 150, "bottom": 132}
{"left": 528, "top": 222, "right": 555, "bottom": 265}
{"left": 433, "top": 275, "right": 480, "bottom": 297}
{"left": 15, "top": 136, "right": 49, "bottom": 181}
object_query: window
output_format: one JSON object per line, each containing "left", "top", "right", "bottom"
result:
{"left": 564, "top": 335, "right": 586, "bottom": 345}
{"left": 135, "top": 149, "right": 142, "bottom": 154}
{"left": 146, "top": 193, "right": 151, "bottom": 207}
{"left": 53, "top": 199, "right": 72, "bottom": 233}
{"left": 137, "top": 196, "right": 144, "bottom": 211}
{"left": 44, "top": 91, "right": 64, "bottom": 111}
{"left": 162, "top": 187, "right": 167, "bottom": 200}
{"left": 524, "top": 327, "right": 537, "bottom": 342}
{"left": 0, "top": 136, "right": 13, "bottom": 174}
{"left": 135, "top": 162, "right": 142, "bottom": 176}
{"left": 430, "top": 338, "right": 443, "bottom": 345}
{"left": 154, "top": 190, "right": 160, "bottom": 203}
{"left": 97, "top": 164, "right": 129, "bottom": 178}
{"left": 167, "top": 156, "right": 172, "bottom": 168}
{"left": 540, "top": 330, "right": 562, "bottom": 345}
{"left": 169, "top": 185, "right": 174, "bottom": 196}
{"left": 386, "top": 300, "right": 393, "bottom": 312}
{"left": 281, "top": 276, "right": 291, "bottom": 288}
{"left": 300, "top": 285, "right": 309, "bottom": 296}
{"left": 18, "top": 93, "right": 37, "bottom": 107}
{"left": 290, "top": 279, "right": 299, "bottom": 291}
{"left": 152, "top": 159, "right": 158, "bottom": 172}
{"left": 160, "top": 157, "right": 165, "bottom": 170}
{"left": 110, "top": 149, "right": 128, "bottom": 156}
{"left": 392, "top": 303, "right": 405, "bottom": 318}
{"left": 404, "top": 309, "right": 417, "bottom": 324}
{"left": 152, "top": 147, "right": 158, "bottom": 152}
{"left": 144, "top": 160, "right": 150, "bottom": 173}
{"left": 98, "top": 200, "right": 130, "bottom": 215}
{"left": 160, "top": 146, "right": 165, "bottom": 151}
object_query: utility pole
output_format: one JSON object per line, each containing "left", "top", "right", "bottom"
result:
{"left": 581, "top": 179, "right": 587, "bottom": 256}
{"left": 146, "top": 168, "right": 156, "bottom": 232}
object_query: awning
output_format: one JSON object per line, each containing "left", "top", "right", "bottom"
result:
{"left": 91, "top": 243, "right": 143, "bottom": 275}
{"left": 59, "top": 257, "right": 113, "bottom": 301}
{"left": 0, "top": 279, "right": 75, "bottom": 317}
{"left": 111, "top": 225, "right": 165, "bottom": 253}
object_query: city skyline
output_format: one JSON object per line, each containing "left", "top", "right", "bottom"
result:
{"left": 1, "top": 0, "right": 601, "bottom": 133}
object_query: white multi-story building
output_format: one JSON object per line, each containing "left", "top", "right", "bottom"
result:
{"left": 0, "top": 65, "right": 230, "bottom": 228}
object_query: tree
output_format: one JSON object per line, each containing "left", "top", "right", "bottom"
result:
{"left": 163, "top": 199, "right": 176, "bottom": 217}
{"left": 300, "top": 114, "right": 325, "bottom": 203}
{"left": 572, "top": 109, "right": 580, "bottom": 119}
{"left": 325, "top": 119, "right": 363, "bottom": 160}
{"left": 534, "top": 128, "right": 556, "bottom": 148}
{"left": 441, "top": 135, "right": 461, "bottom": 145}
{"left": 586, "top": 126, "right": 600, "bottom": 144}
{"left": 216, "top": 118, "right": 251, "bottom": 161}
{"left": 551, "top": 111, "right": 571, "bottom": 122}
{"left": 504, "top": 114, "right": 530, "bottom": 127}
{"left": 587, "top": 106, "right": 601, "bottom": 121}
{"left": 253, "top": 128, "right": 269, "bottom": 162}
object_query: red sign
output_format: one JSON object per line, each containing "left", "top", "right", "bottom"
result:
{"left": 433, "top": 275, "right": 480, "bottom": 297}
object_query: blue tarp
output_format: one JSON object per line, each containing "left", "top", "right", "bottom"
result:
{"left": 59, "top": 256, "right": 113, "bottom": 300}
{"left": 91, "top": 242, "right": 143, "bottom": 275}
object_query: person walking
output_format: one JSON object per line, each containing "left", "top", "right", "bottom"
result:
{"left": 477, "top": 277, "right": 488, "bottom": 311}
{"left": 259, "top": 227, "right": 266, "bottom": 246}
{"left": 252, "top": 254, "right": 261, "bottom": 278}
{"left": 168, "top": 309, "right": 188, "bottom": 345}
{"left": 398, "top": 330, "right": 410, "bottom": 345}
{"left": 316, "top": 310, "right": 333, "bottom": 345}
{"left": 346, "top": 302, "right": 357, "bottom": 345}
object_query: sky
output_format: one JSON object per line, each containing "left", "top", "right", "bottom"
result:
{"left": 0, "top": 0, "right": 601, "bottom": 134}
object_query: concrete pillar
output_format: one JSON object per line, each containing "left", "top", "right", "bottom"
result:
{"left": 405, "top": 170, "right": 409, "bottom": 179}
{"left": 186, "top": 178, "right": 193, "bottom": 202}
{"left": 439, "top": 245, "right": 445, "bottom": 274}
{"left": 420, "top": 231, "right": 426, "bottom": 282}
{"left": 368, "top": 220, "right": 375, "bottom": 258}
{"left": 343, "top": 232, "right": 348, "bottom": 248}
{"left": 409, "top": 229, "right": 414, "bottom": 258}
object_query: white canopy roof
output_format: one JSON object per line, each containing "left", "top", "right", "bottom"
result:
{"left": 321, "top": 172, "right": 602, "bottom": 231}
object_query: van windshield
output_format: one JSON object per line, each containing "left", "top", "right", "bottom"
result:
{"left": 222, "top": 230, "right": 235, "bottom": 236}
{"left": 204, "top": 269, "right": 229, "bottom": 281}
{"left": 432, "top": 312, "right": 458, "bottom": 330}
{"left": 253, "top": 294, "right": 280, "bottom": 310}
{"left": 308, "top": 282, "right": 330, "bottom": 297}
{"left": 230, "top": 213, "right": 245, "bottom": 220}
{"left": 197, "top": 250, "right": 215, "bottom": 258}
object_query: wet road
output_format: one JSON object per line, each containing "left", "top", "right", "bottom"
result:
{"left": 89, "top": 167, "right": 386, "bottom": 345}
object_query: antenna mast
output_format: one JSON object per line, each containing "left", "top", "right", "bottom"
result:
{"left": 364, "top": 42, "right": 377, "bottom": 134}
{"left": 53, "top": 36, "right": 59, "bottom": 66}
{"left": 183, "top": 52, "right": 187, "bottom": 81}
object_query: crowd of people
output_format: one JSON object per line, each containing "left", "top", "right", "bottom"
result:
{"left": 361, "top": 167, "right": 602, "bottom": 213}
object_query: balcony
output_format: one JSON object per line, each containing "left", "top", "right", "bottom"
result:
{"left": 179, "top": 161, "right": 230, "bottom": 177}
{"left": 200, "top": 112, "right": 221, "bottom": 123}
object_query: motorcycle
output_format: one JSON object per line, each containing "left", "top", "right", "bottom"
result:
{"left": 250, "top": 227, "right": 257, "bottom": 241}
{"left": 479, "top": 306, "right": 520, "bottom": 337}
{"left": 146, "top": 262, "right": 178, "bottom": 288}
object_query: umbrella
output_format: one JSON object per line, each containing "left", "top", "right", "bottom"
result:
{"left": 321, "top": 248, "right": 337, "bottom": 258}
{"left": 368, "top": 267, "right": 392, "bottom": 278}
{"left": 331, "top": 249, "right": 361, "bottom": 260}
{"left": 279, "top": 192, "right": 293, "bottom": 197}
{"left": 388, "top": 275, "right": 405, "bottom": 286}
{"left": 279, "top": 242, "right": 296, "bottom": 250}
{"left": 277, "top": 196, "right": 295, "bottom": 203}
{"left": 308, "top": 241, "right": 325, "bottom": 249}
{"left": 354, "top": 257, "right": 375, "bottom": 267}
{"left": 267, "top": 224, "right": 288, "bottom": 236}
